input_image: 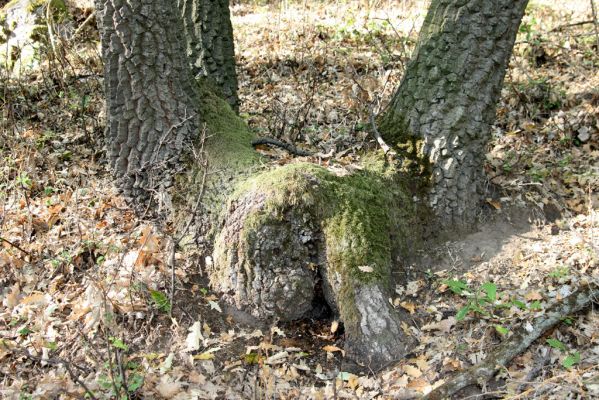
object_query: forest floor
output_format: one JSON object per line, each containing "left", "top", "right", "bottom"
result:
{"left": 0, "top": 0, "right": 598, "bottom": 399}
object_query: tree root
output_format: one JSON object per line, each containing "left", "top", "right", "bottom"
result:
{"left": 424, "top": 281, "right": 598, "bottom": 400}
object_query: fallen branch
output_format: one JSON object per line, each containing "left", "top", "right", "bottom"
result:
{"left": 251, "top": 137, "right": 314, "bottom": 157}
{"left": 424, "top": 282, "right": 598, "bottom": 400}
{"left": 0, "top": 236, "right": 31, "bottom": 259}
{"left": 549, "top": 20, "right": 595, "bottom": 32}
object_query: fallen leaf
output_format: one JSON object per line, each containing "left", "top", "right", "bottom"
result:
{"left": 525, "top": 291, "right": 543, "bottom": 301}
{"left": 208, "top": 300, "right": 222, "bottom": 312}
{"left": 185, "top": 321, "right": 204, "bottom": 352}
{"left": 421, "top": 317, "right": 456, "bottom": 333}
{"left": 330, "top": 320, "right": 339, "bottom": 333}
{"left": 399, "top": 301, "right": 417, "bottom": 314}
{"left": 155, "top": 376, "right": 182, "bottom": 398}
{"left": 407, "top": 378, "right": 431, "bottom": 393}
{"left": 486, "top": 198, "right": 502, "bottom": 209}
{"left": 193, "top": 352, "right": 215, "bottom": 360}
{"left": 403, "top": 364, "right": 422, "bottom": 378}
{"left": 323, "top": 345, "right": 344, "bottom": 356}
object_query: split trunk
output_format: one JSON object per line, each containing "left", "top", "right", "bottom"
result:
{"left": 96, "top": 0, "right": 528, "bottom": 371}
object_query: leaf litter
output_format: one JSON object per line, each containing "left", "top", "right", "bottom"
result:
{"left": 0, "top": 0, "right": 597, "bottom": 398}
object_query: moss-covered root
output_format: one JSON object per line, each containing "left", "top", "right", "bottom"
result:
{"left": 211, "top": 160, "right": 418, "bottom": 369}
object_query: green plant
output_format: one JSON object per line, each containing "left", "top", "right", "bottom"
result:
{"left": 443, "top": 280, "right": 536, "bottom": 331}
{"left": 15, "top": 172, "right": 32, "bottom": 189}
{"left": 110, "top": 337, "right": 129, "bottom": 352}
{"left": 97, "top": 337, "right": 144, "bottom": 399}
{"left": 548, "top": 266, "right": 570, "bottom": 280}
{"left": 149, "top": 290, "right": 171, "bottom": 313}
{"left": 546, "top": 338, "right": 581, "bottom": 369}
{"left": 18, "top": 327, "right": 33, "bottom": 336}
{"left": 528, "top": 166, "right": 548, "bottom": 182}
{"left": 444, "top": 280, "right": 497, "bottom": 321}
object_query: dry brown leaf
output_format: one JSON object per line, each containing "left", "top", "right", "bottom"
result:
{"left": 525, "top": 291, "right": 543, "bottom": 301}
{"left": 403, "top": 364, "right": 422, "bottom": 378}
{"left": 322, "top": 345, "right": 344, "bottom": 356}
{"left": 21, "top": 293, "right": 47, "bottom": 306}
{"left": 399, "top": 301, "right": 417, "bottom": 314}
{"left": 407, "top": 378, "right": 431, "bottom": 393}
{"left": 421, "top": 316, "right": 456, "bottom": 334}
{"left": 486, "top": 198, "right": 502, "bottom": 209}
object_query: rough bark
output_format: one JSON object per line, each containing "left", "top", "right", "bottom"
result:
{"left": 379, "top": 0, "right": 529, "bottom": 229}
{"left": 178, "top": 0, "right": 239, "bottom": 111}
{"left": 95, "top": 0, "right": 199, "bottom": 199}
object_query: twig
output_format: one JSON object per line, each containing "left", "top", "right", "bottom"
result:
{"left": 368, "top": 106, "right": 392, "bottom": 155}
{"left": 548, "top": 19, "right": 595, "bottom": 32}
{"left": 100, "top": 325, "right": 122, "bottom": 399}
{"left": 73, "top": 11, "right": 96, "bottom": 38}
{"left": 45, "top": 0, "right": 59, "bottom": 60}
{"left": 0, "top": 236, "right": 31, "bottom": 256}
{"left": 591, "top": 0, "right": 599, "bottom": 51}
{"left": 424, "top": 282, "right": 598, "bottom": 400}
{"left": 116, "top": 349, "right": 130, "bottom": 400}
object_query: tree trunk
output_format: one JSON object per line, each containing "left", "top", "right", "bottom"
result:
{"left": 379, "top": 0, "right": 529, "bottom": 229}
{"left": 178, "top": 0, "right": 239, "bottom": 112}
{"left": 95, "top": 0, "right": 200, "bottom": 199}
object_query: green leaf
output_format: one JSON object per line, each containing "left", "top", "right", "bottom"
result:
{"left": 470, "top": 303, "right": 490, "bottom": 316}
{"left": 562, "top": 352, "right": 580, "bottom": 369}
{"left": 44, "top": 341, "right": 57, "bottom": 350}
{"left": 561, "top": 317, "right": 574, "bottom": 325}
{"left": 481, "top": 282, "right": 497, "bottom": 302}
{"left": 512, "top": 300, "right": 527, "bottom": 310}
{"left": 456, "top": 305, "right": 470, "bottom": 321}
{"left": 529, "top": 300, "right": 542, "bottom": 311}
{"left": 244, "top": 352, "right": 260, "bottom": 364}
{"left": 494, "top": 325, "right": 509, "bottom": 335}
{"left": 150, "top": 290, "right": 171, "bottom": 313}
{"left": 338, "top": 371, "right": 352, "bottom": 381}
{"left": 546, "top": 338, "right": 566, "bottom": 352}
{"left": 109, "top": 337, "right": 129, "bottom": 352}
{"left": 18, "top": 327, "right": 33, "bottom": 336}
{"left": 444, "top": 280, "right": 468, "bottom": 295}
{"left": 127, "top": 373, "right": 144, "bottom": 392}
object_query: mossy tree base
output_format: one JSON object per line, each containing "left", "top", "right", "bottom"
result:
{"left": 208, "top": 156, "right": 422, "bottom": 370}
{"left": 170, "top": 83, "right": 423, "bottom": 371}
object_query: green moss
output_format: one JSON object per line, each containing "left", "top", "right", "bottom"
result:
{"left": 229, "top": 157, "right": 420, "bottom": 284}
{"left": 223, "top": 157, "right": 427, "bottom": 331}
{"left": 171, "top": 79, "right": 262, "bottom": 241}
{"left": 195, "top": 79, "right": 260, "bottom": 173}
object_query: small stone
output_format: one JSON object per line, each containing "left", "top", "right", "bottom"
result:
{"left": 577, "top": 126, "right": 590, "bottom": 142}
